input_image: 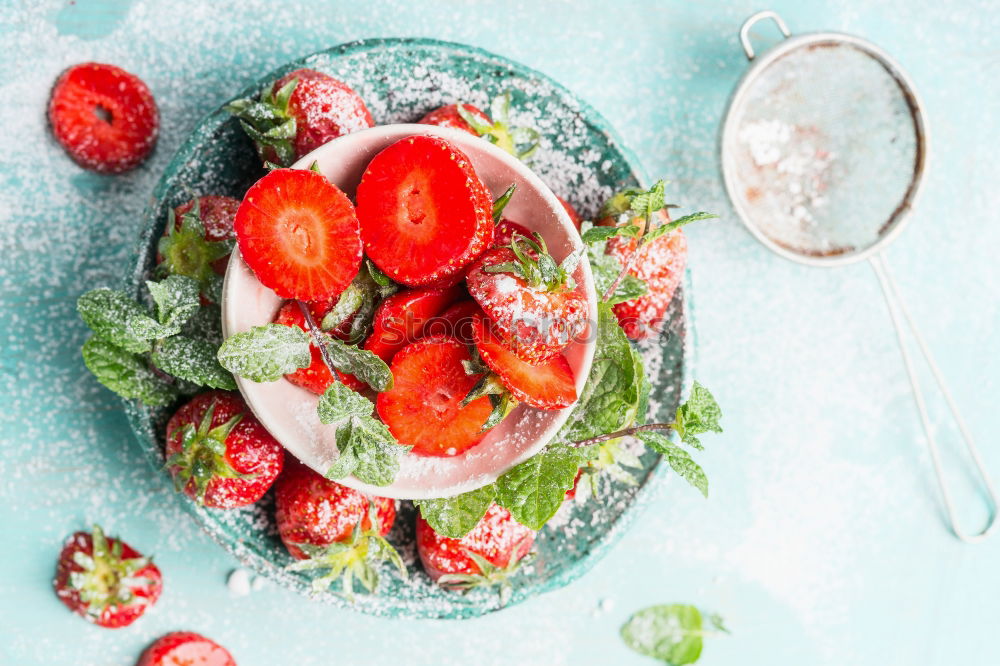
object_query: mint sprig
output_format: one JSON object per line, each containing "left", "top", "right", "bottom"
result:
{"left": 621, "top": 604, "right": 728, "bottom": 665}
{"left": 316, "top": 335, "right": 393, "bottom": 392}
{"left": 414, "top": 485, "right": 497, "bottom": 538}
{"left": 81, "top": 337, "right": 178, "bottom": 405}
{"left": 216, "top": 323, "right": 311, "bottom": 382}
{"left": 495, "top": 443, "right": 594, "bottom": 530}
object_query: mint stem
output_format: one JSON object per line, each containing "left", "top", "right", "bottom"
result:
{"left": 569, "top": 422, "right": 674, "bottom": 448}
{"left": 295, "top": 300, "right": 344, "bottom": 384}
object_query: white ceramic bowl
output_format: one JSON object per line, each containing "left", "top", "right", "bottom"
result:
{"left": 221, "top": 124, "right": 597, "bottom": 499}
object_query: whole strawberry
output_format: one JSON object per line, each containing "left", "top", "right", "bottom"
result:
{"left": 226, "top": 68, "right": 373, "bottom": 166}
{"left": 466, "top": 233, "right": 588, "bottom": 364}
{"left": 137, "top": 631, "right": 236, "bottom": 666}
{"left": 416, "top": 504, "right": 535, "bottom": 605}
{"left": 54, "top": 525, "right": 162, "bottom": 628}
{"left": 157, "top": 196, "right": 239, "bottom": 302}
{"left": 48, "top": 62, "right": 158, "bottom": 173}
{"left": 274, "top": 459, "right": 403, "bottom": 595}
{"left": 165, "top": 391, "right": 284, "bottom": 509}
{"left": 598, "top": 196, "right": 687, "bottom": 340}
{"left": 418, "top": 92, "right": 539, "bottom": 161}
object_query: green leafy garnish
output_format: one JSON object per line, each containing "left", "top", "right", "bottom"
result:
{"left": 78, "top": 288, "right": 163, "bottom": 353}
{"left": 151, "top": 336, "right": 237, "bottom": 391}
{"left": 492, "top": 184, "right": 516, "bottom": 222}
{"left": 637, "top": 431, "right": 709, "bottom": 498}
{"left": 216, "top": 323, "right": 311, "bottom": 382}
{"left": 643, "top": 212, "right": 719, "bottom": 243}
{"left": 455, "top": 92, "right": 541, "bottom": 161}
{"left": 415, "top": 484, "right": 497, "bottom": 538}
{"left": 156, "top": 204, "right": 234, "bottom": 301}
{"left": 495, "top": 443, "right": 594, "bottom": 530}
{"left": 81, "top": 337, "right": 178, "bottom": 405}
{"left": 670, "top": 381, "right": 723, "bottom": 449}
{"left": 224, "top": 77, "right": 299, "bottom": 167}
{"left": 317, "top": 335, "right": 393, "bottom": 392}
{"left": 317, "top": 382, "right": 376, "bottom": 424}
{"left": 621, "top": 604, "right": 728, "bottom": 665}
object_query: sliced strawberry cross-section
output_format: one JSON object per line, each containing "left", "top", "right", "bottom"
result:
{"left": 234, "top": 168, "right": 362, "bottom": 302}
{"left": 376, "top": 336, "right": 494, "bottom": 457}
{"left": 473, "top": 315, "right": 577, "bottom": 410}
{"left": 356, "top": 135, "right": 494, "bottom": 287}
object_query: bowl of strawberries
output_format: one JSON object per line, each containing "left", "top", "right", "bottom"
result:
{"left": 76, "top": 38, "right": 720, "bottom": 619}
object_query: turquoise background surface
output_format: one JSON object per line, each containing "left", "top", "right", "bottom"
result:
{"left": 1, "top": 1, "right": 998, "bottom": 664}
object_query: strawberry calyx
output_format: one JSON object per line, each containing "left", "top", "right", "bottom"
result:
{"left": 436, "top": 540, "right": 533, "bottom": 607}
{"left": 483, "top": 231, "right": 581, "bottom": 293}
{"left": 285, "top": 504, "right": 406, "bottom": 598}
{"left": 67, "top": 525, "right": 155, "bottom": 621}
{"left": 165, "top": 399, "right": 252, "bottom": 505}
{"left": 460, "top": 351, "right": 517, "bottom": 431}
{"left": 456, "top": 92, "right": 540, "bottom": 161}
{"left": 157, "top": 202, "right": 234, "bottom": 301}
{"left": 224, "top": 77, "right": 299, "bottom": 167}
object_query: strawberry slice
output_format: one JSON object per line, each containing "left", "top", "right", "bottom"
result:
{"left": 356, "top": 136, "right": 494, "bottom": 287}
{"left": 274, "top": 302, "right": 365, "bottom": 393}
{"left": 425, "top": 300, "right": 482, "bottom": 344}
{"left": 235, "top": 168, "right": 362, "bottom": 302}
{"left": 363, "top": 285, "right": 463, "bottom": 362}
{"left": 376, "top": 336, "right": 493, "bottom": 457}
{"left": 473, "top": 316, "right": 576, "bottom": 410}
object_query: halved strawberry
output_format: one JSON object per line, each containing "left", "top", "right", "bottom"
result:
{"left": 48, "top": 63, "right": 158, "bottom": 174}
{"left": 356, "top": 136, "right": 493, "bottom": 287}
{"left": 465, "top": 242, "right": 588, "bottom": 364}
{"left": 138, "top": 632, "right": 235, "bottom": 666}
{"left": 274, "top": 301, "right": 365, "bottom": 393}
{"left": 362, "top": 285, "right": 463, "bottom": 362}
{"left": 376, "top": 336, "right": 493, "bottom": 457}
{"left": 424, "top": 300, "right": 481, "bottom": 345}
{"left": 417, "top": 103, "right": 491, "bottom": 135}
{"left": 235, "top": 168, "right": 362, "bottom": 302}
{"left": 472, "top": 316, "right": 576, "bottom": 410}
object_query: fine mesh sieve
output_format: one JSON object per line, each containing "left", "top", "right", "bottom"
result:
{"left": 720, "top": 11, "right": 996, "bottom": 542}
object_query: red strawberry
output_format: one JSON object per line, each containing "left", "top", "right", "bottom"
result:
{"left": 273, "top": 301, "right": 365, "bottom": 394}
{"left": 416, "top": 504, "right": 535, "bottom": 603}
{"left": 48, "top": 63, "right": 158, "bottom": 174}
{"left": 356, "top": 136, "right": 494, "bottom": 287}
{"left": 165, "top": 391, "right": 284, "bottom": 509}
{"left": 234, "top": 168, "right": 362, "bottom": 302}
{"left": 599, "top": 208, "right": 687, "bottom": 340}
{"left": 157, "top": 196, "right": 239, "bottom": 300}
{"left": 564, "top": 469, "right": 584, "bottom": 500}
{"left": 465, "top": 242, "right": 588, "bottom": 364}
{"left": 274, "top": 459, "right": 401, "bottom": 594}
{"left": 424, "top": 300, "right": 481, "bottom": 344}
{"left": 472, "top": 316, "right": 576, "bottom": 410}
{"left": 226, "top": 68, "right": 373, "bottom": 166}
{"left": 417, "top": 93, "right": 539, "bottom": 161}
{"left": 363, "top": 285, "right": 463, "bottom": 362}
{"left": 493, "top": 218, "right": 532, "bottom": 248}
{"left": 376, "top": 336, "right": 494, "bottom": 457}
{"left": 556, "top": 196, "right": 582, "bottom": 231}
{"left": 417, "top": 103, "right": 491, "bottom": 135}
{"left": 54, "top": 525, "right": 162, "bottom": 628}
{"left": 137, "top": 632, "right": 235, "bottom": 666}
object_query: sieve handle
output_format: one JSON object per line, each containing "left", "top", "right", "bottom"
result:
{"left": 739, "top": 10, "right": 792, "bottom": 60}
{"left": 870, "top": 253, "right": 998, "bottom": 543}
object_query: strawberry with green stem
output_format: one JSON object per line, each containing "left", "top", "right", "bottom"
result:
{"left": 165, "top": 391, "right": 284, "bottom": 509}
{"left": 416, "top": 503, "right": 535, "bottom": 606}
{"left": 225, "top": 68, "right": 373, "bottom": 167}
{"left": 418, "top": 92, "right": 540, "bottom": 161}
{"left": 54, "top": 525, "right": 162, "bottom": 628}
{"left": 157, "top": 196, "right": 238, "bottom": 303}
{"left": 275, "top": 459, "right": 403, "bottom": 596}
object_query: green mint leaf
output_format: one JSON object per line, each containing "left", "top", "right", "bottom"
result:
{"left": 181, "top": 304, "right": 223, "bottom": 347}
{"left": 217, "top": 323, "right": 311, "bottom": 382}
{"left": 599, "top": 186, "right": 645, "bottom": 219}
{"left": 77, "top": 289, "right": 159, "bottom": 353}
{"left": 318, "top": 335, "right": 393, "bottom": 392}
{"left": 582, "top": 228, "right": 648, "bottom": 306}
{"left": 365, "top": 259, "right": 395, "bottom": 290}
{"left": 147, "top": 275, "right": 200, "bottom": 328}
{"left": 81, "top": 336, "right": 178, "bottom": 405}
{"left": 331, "top": 416, "right": 409, "bottom": 487}
{"left": 638, "top": 431, "right": 708, "bottom": 498}
{"left": 321, "top": 284, "right": 364, "bottom": 331}
{"left": 317, "top": 383, "right": 375, "bottom": 425}
{"left": 557, "top": 303, "right": 644, "bottom": 442}
{"left": 414, "top": 484, "right": 496, "bottom": 538}
{"left": 672, "top": 382, "right": 723, "bottom": 449}
{"left": 606, "top": 273, "right": 648, "bottom": 307}
{"left": 629, "top": 180, "right": 667, "bottom": 220}
{"left": 492, "top": 184, "right": 516, "bottom": 222}
{"left": 644, "top": 212, "right": 719, "bottom": 243}
{"left": 151, "top": 335, "right": 237, "bottom": 391}
{"left": 621, "top": 604, "right": 707, "bottom": 666}
{"left": 580, "top": 225, "right": 622, "bottom": 244}
{"left": 495, "top": 443, "right": 585, "bottom": 530}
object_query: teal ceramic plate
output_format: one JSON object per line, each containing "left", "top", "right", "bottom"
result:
{"left": 124, "top": 38, "right": 688, "bottom": 619}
